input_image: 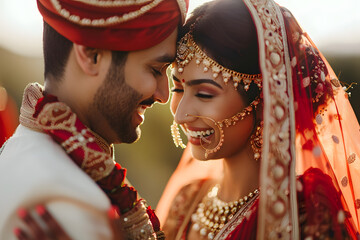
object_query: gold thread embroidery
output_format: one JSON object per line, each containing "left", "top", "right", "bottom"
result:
{"left": 244, "top": 0, "right": 296, "bottom": 239}
{"left": 50, "top": 0, "right": 165, "bottom": 27}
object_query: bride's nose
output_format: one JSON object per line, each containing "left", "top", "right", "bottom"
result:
{"left": 173, "top": 95, "right": 197, "bottom": 125}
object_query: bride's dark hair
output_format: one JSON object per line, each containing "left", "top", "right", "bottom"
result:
{"left": 179, "top": 0, "right": 261, "bottom": 104}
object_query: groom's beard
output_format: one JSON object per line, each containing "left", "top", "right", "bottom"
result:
{"left": 92, "top": 61, "right": 143, "bottom": 144}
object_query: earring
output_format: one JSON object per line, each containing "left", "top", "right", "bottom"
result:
{"left": 171, "top": 121, "right": 186, "bottom": 149}
{"left": 250, "top": 121, "right": 263, "bottom": 161}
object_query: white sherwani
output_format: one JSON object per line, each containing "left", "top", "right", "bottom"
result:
{"left": 0, "top": 124, "right": 113, "bottom": 239}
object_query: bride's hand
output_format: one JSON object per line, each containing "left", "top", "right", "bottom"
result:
{"left": 14, "top": 205, "right": 71, "bottom": 240}
{"left": 13, "top": 205, "right": 125, "bottom": 240}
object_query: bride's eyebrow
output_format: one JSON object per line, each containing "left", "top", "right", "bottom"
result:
{"left": 187, "top": 79, "right": 223, "bottom": 90}
{"left": 172, "top": 75, "right": 223, "bottom": 89}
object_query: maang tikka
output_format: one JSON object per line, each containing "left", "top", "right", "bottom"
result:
{"left": 176, "top": 32, "right": 262, "bottom": 91}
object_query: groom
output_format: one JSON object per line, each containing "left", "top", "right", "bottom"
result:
{"left": 0, "top": 0, "right": 188, "bottom": 239}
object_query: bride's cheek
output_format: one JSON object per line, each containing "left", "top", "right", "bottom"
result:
{"left": 170, "top": 95, "right": 181, "bottom": 115}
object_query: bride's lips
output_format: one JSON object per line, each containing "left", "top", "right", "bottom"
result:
{"left": 185, "top": 126, "right": 215, "bottom": 146}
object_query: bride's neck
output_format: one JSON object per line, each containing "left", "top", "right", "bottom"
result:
{"left": 218, "top": 143, "right": 260, "bottom": 202}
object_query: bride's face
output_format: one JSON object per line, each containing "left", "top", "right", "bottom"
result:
{"left": 170, "top": 60, "right": 255, "bottom": 160}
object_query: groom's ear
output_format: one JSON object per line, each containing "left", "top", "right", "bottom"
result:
{"left": 73, "top": 44, "right": 105, "bottom": 76}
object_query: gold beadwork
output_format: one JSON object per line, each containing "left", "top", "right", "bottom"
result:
{"left": 176, "top": 33, "right": 262, "bottom": 90}
{"left": 185, "top": 114, "right": 224, "bottom": 159}
{"left": 171, "top": 120, "right": 186, "bottom": 149}
{"left": 185, "top": 97, "right": 261, "bottom": 159}
{"left": 217, "top": 97, "right": 260, "bottom": 128}
{"left": 50, "top": 0, "right": 165, "bottom": 27}
{"left": 191, "top": 185, "right": 259, "bottom": 239}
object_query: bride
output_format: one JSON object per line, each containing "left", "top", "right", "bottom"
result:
{"left": 157, "top": 0, "right": 360, "bottom": 239}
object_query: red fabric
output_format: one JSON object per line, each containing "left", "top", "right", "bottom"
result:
{"left": 281, "top": 7, "right": 360, "bottom": 232}
{"left": 282, "top": 7, "right": 333, "bottom": 134}
{"left": 37, "top": 0, "right": 187, "bottom": 51}
{"left": 224, "top": 168, "right": 358, "bottom": 239}
{"left": 0, "top": 94, "right": 18, "bottom": 146}
{"left": 224, "top": 199, "right": 258, "bottom": 240}
{"left": 33, "top": 95, "right": 58, "bottom": 118}
{"left": 299, "top": 168, "right": 359, "bottom": 239}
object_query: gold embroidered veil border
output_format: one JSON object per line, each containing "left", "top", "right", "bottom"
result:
{"left": 243, "top": 0, "right": 297, "bottom": 238}
{"left": 244, "top": 0, "right": 360, "bottom": 238}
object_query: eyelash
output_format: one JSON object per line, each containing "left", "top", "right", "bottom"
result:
{"left": 171, "top": 88, "right": 214, "bottom": 99}
{"left": 195, "top": 93, "right": 214, "bottom": 99}
{"left": 151, "top": 68, "right": 162, "bottom": 76}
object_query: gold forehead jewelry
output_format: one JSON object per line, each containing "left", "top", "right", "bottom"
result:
{"left": 176, "top": 33, "right": 262, "bottom": 90}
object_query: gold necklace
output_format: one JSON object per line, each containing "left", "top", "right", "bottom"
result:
{"left": 191, "top": 184, "right": 259, "bottom": 240}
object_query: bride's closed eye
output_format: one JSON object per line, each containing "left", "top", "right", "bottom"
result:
{"left": 195, "top": 90, "right": 214, "bottom": 99}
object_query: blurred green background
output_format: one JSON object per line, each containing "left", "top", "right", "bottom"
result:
{"left": 0, "top": 46, "right": 359, "bottom": 207}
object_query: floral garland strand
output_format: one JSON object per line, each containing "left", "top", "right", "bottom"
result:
{"left": 33, "top": 94, "right": 160, "bottom": 234}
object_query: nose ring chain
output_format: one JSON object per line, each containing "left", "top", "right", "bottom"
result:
{"left": 171, "top": 97, "right": 260, "bottom": 159}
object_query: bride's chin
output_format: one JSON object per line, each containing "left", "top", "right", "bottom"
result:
{"left": 190, "top": 145, "right": 211, "bottom": 161}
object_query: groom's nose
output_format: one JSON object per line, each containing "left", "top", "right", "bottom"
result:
{"left": 153, "top": 75, "right": 170, "bottom": 104}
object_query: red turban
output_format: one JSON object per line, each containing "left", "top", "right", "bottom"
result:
{"left": 37, "top": 0, "right": 189, "bottom": 51}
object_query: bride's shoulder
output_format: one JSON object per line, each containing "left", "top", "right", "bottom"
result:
{"left": 170, "top": 178, "right": 213, "bottom": 212}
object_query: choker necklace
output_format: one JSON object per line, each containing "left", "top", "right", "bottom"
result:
{"left": 191, "top": 184, "right": 259, "bottom": 239}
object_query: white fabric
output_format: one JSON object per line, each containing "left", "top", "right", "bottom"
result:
{"left": 0, "top": 124, "right": 113, "bottom": 240}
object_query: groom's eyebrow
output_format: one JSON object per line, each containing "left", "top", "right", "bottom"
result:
{"left": 154, "top": 53, "right": 175, "bottom": 63}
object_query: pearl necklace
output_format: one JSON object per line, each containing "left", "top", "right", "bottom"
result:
{"left": 191, "top": 185, "right": 259, "bottom": 240}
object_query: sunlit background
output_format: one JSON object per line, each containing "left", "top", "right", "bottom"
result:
{"left": 1, "top": 0, "right": 359, "bottom": 207}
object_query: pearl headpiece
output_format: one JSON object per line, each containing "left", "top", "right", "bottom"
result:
{"left": 176, "top": 32, "right": 262, "bottom": 90}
